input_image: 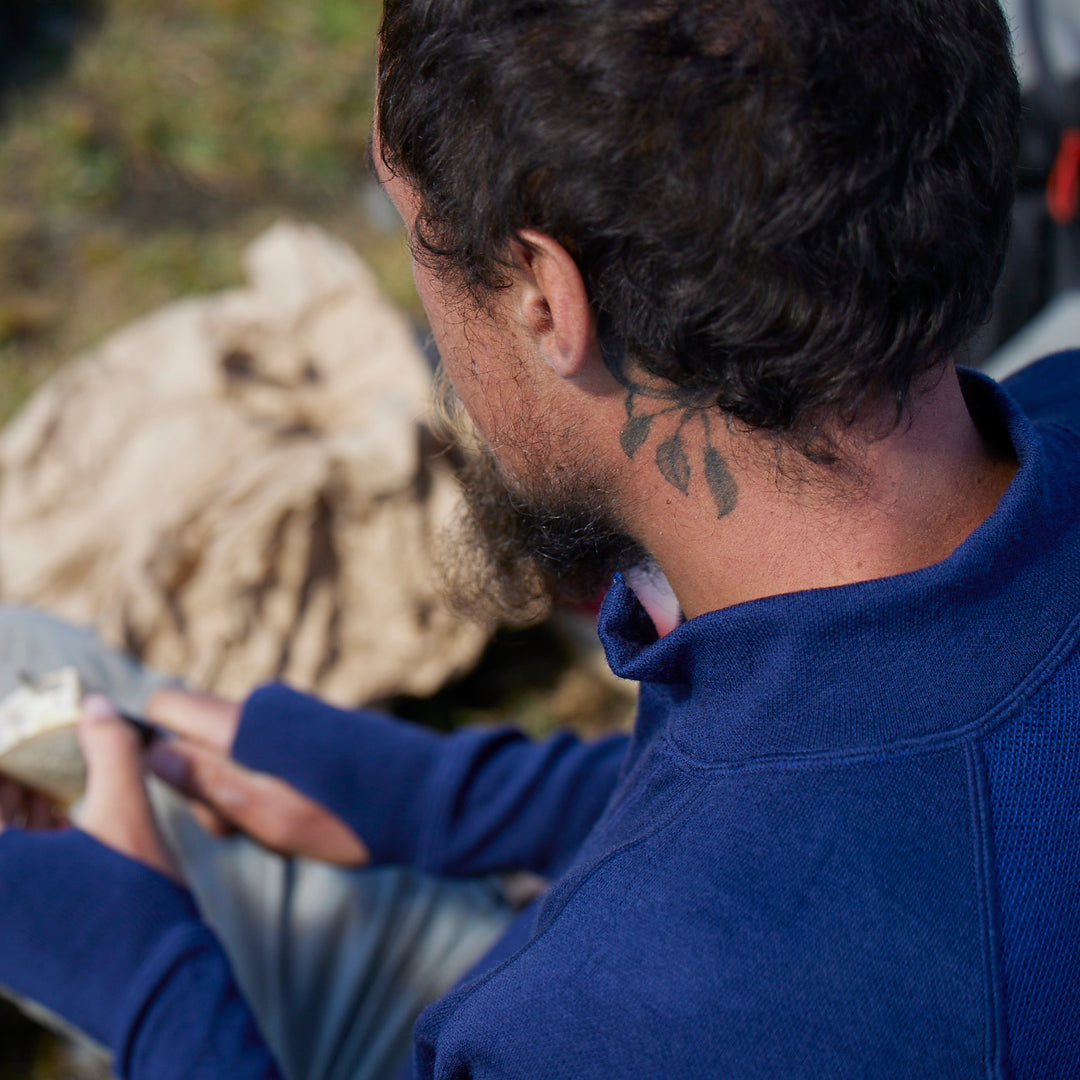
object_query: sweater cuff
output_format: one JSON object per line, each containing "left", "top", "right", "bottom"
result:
{"left": 232, "top": 684, "right": 447, "bottom": 865}
{"left": 0, "top": 828, "right": 201, "bottom": 1049}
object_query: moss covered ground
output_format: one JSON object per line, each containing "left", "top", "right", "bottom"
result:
{"left": 2, "top": 4, "right": 397, "bottom": 1074}
{"left": 0, "top": 0, "right": 415, "bottom": 424}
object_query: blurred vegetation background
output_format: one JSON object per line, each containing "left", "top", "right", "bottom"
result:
{"left": 1, "top": 1, "right": 405, "bottom": 1074}
{"left": 0, "top": 6, "right": 634, "bottom": 1075}
{"left": 0, "top": 0, "right": 416, "bottom": 424}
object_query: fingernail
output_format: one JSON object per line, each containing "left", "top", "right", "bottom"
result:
{"left": 83, "top": 694, "right": 117, "bottom": 721}
{"left": 146, "top": 744, "right": 188, "bottom": 787}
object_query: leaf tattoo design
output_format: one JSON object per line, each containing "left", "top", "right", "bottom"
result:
{"left": 656, "top": 432, "right": 692, "bottom": 494}
{"left": 620, "top": 413, "right": 653, "bottom": 459}
{"left": 619, "top": 383, "right": 739, "bottom": 515}
{"left": 703, "top": 445, "right": 738, "bottom": 518}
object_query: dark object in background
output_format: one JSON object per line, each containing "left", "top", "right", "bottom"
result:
{"left": 974, "top": 0, "right": 1080, "bottom": 362}
{"left": 0, "top": 996, "right": 43, "bottom": 1078}
{"left": 0, "top": 0, "right": 101, "bottom": 108}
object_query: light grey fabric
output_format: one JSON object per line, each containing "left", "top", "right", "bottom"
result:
{"left": 1003, "top": 0, "right": 1080, "bottom": 92}
{"left": 153, "top": 784, "right": 515, "bottom": 1080}
{"left": 3, "top": 792, "right": 515, "bottom": 1080}
{"left": 0, "top": 606, "right": 516, "bottom": 1079}
{"left": 0, "top": 606, "right": 182, "bottom": 716}
{"left": 982, "top": 289, "right": 1080, "bottom": 380}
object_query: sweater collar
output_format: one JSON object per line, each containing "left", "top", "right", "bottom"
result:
{"left": 598, "top": 371, "right": 1080, "bottom": 763}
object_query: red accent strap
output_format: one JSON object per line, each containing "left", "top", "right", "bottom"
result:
{"left": 1047, "top": 128, "right": 1080, "bottom": 225}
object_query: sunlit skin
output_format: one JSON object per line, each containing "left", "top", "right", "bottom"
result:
{"left": 382, "top": 147, "right": 626, "bottom": 494}
{"left": 0, "top": 130, "right": 1019, "bottom": 878}
{"left": 371, "top": 137, "right": 1019, "bottom": 619}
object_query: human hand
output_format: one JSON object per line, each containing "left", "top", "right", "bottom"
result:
{"left": 0, "top": 778, "right": 68, "bottom": 831}
{"left": 144, "top": 687, "right": 370, "bottom": 867}
{"left": 0, "top": 694, "right": 180, "bottom": 881}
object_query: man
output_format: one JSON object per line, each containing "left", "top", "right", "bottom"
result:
{"left": 0, "top": 0, "right": 1075, "bottom": 1077}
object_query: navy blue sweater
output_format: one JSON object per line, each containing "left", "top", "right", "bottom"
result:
{"left": 1, "top": 358, "right": 1079, "bottom": 1078}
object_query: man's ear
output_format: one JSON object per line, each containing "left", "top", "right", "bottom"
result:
{"left": 514, "top": 229, "right": 600, "bottom": 381}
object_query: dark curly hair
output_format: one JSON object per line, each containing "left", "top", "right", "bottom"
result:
{"left": 377, "top": 0, "right": 1020, "bottom": 436}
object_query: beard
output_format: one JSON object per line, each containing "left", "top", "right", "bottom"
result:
{"left": 431, "top": 370, "right": 648, "bottom": 625}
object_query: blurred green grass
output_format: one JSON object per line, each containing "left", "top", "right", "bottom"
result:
{"left": 0, "top": 4, "right": 410, "bottom": 1073}
{"left": 0, "top": 0, "right": 417, "bottom": 424}
{"left": 0, "top": 9, "right": 635, "bottom": 1074}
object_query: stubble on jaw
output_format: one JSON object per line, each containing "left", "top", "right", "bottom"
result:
{"left": 429, "top": 367, "right": 648, "bottom": 626}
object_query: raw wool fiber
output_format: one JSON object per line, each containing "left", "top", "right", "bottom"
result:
{"left": 0, "top": 222, "right": 489, "bottom": 707}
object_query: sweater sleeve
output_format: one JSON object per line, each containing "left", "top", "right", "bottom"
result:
{"left": 0, "top": 828, "right": 283, "bottom": 1080}
{"left": 231, "top": 684, "right": 629, "bottom": 878}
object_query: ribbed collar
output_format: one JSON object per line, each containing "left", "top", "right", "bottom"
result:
{"left": 598, "top": 371, "right": 1080, "bottom": 764}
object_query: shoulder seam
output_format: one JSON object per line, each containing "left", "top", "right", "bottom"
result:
{"left": 965, "top": 740, "right": 1009, "bottom": 1079}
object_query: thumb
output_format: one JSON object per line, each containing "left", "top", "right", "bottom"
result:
{"left": 146, "top": 737, "right": 370, "bottom": 865}
{"left": 77, "top": 695, "right": 180, "bottom": 881}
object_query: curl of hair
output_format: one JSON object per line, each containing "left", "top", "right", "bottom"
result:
{"left": 378, "top": 0, "right": 1020, "bottom": 439}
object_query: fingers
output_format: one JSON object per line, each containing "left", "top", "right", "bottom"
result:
{"left": 146, "top": 738, "right": 370, "bottom": 866}
{"left": 145, "top": 738, "right": 251, "bottom": 812}
{"left": 77, "top": 695, "right": 181, "bottom": 881}
{"left": 145, "top": 687, "right": 241, "bottom": 755}
{"left": 0, "top": 779, "right": 23, "bottom": 828}
{"left": 0, "top": 778, "right": 68, "bottom": 833}
{"left": 188, "top": 801, "right": 238, "bottom": 839}
{"left": 26, "top": 791, "right": 66, "bottom": 830}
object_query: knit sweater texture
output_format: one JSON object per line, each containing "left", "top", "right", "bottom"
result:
{"left": 0, "top": 358, "right": 1078, "bottom": 1078}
